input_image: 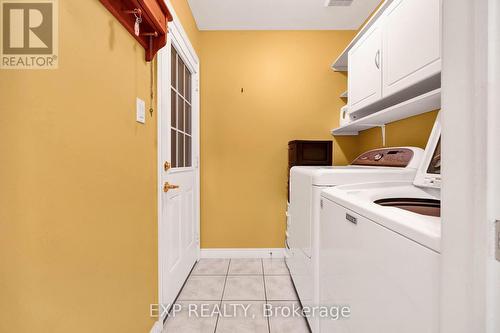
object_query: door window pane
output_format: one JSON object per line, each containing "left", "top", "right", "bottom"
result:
{"left": 171, "top": 48, "right": 177, "bottom": 89}
{"left": 170, "top": 45, "right": 193, "bottom": 169}
{"left": 177, "top": 95, "right": 184, "bottom": 132}
{"left": 178, "top": 57, "right": 184, "bottom": 96}
{"left": 185, "top": 102, "right": 191, "bottom": 134}
{"left": 185, "top": 136, "right": 192, "bottom": 167}
{"left": 186, "top": 70, "right": 191, "bottom": 102}
{"left": 171, "top": 129, "right": 177, "bottom": 167}
{"left": 178, "top": 133, "right": 184, "bottom": 168}
{"left": 171, "top": 89, "right": 176, "bottom": 128}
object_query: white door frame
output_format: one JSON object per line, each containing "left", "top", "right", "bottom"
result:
{"left": 441, "top": 1, "right": 500, "bottom": 332}
{"left": 156, "top": 4, "right": 200, "bottom": 324}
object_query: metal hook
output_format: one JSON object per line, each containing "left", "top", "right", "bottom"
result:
{"left": 124, "top": 8, "right": 142, "bottom": 22}
{"left": 134, "top": 9, "right": 142, "bottom": 24}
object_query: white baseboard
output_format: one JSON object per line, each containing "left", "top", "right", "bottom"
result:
{"left": 200, "top": 248, "right": 285, "bottom": 259}
{"left": 149, "top": 320, "right": 163, "bottom": 333}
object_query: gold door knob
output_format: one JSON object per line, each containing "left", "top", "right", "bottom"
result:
{"left": 164, "top": 161, "right": 171, "bottom": 171}
{"left": 163, "top": 182, "right": 179, "bottom": 192}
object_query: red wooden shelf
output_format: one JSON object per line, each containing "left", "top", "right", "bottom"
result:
{"left": 100, "top": 0, "right": 173, "bottom": 61}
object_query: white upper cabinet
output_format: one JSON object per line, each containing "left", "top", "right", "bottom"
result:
{"left": 347, "top": 0, "right": 441, "bottom": 115}
{"left": 382, "top": 0, "right": 441, "bottom": 97}
{"left": 348, "top": 25, "right": 382, "bottom": 111}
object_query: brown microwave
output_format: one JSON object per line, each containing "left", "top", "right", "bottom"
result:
{"left": 288, "top": 140, "right": 333, "bottom": 167}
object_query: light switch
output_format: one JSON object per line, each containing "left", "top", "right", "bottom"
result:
{"left": 136, "top": 98, "right": 146, "bottom": 124}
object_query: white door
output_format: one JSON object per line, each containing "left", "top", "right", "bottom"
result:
{"left": 158, "top": 24, "right": 200, "bottom": 316}
{"left": 348, "top": 24, "right": 382, "bottom": 113}
{"left": 382, "top": 0, "right": 441, "bottom": 97}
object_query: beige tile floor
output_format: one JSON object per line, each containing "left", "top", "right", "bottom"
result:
{"left": 163, "top": 258, "right": 310, "bottom": 333}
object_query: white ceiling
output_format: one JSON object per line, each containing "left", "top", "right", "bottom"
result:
{"left": 187, "top": 0, "right": 381, "bottom": 31}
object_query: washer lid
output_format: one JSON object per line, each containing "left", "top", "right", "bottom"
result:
{"left": 414, "top": 113, "right": 442, "bottom": 189}
{"left": 321, "top": 182, "right": 441, "bottom": 252}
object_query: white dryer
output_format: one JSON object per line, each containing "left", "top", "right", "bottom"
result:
{"left": 319, "top": 114, "right": 442, "bottom": 333}
{"left": 286, "top": 146, "right": 424, "bottom": 332}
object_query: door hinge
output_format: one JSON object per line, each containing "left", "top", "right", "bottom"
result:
{"left": 320, "top": 199, "right": 323, "bottom": 209}
{"left": 495, "top": 220, "right": 500, "bottom": 262}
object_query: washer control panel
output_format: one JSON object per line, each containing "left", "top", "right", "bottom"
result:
{"left": 352, "top": 148, "right": 415, "bottom": 167}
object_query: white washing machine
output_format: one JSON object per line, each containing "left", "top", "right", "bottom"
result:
{"left": 319, "top": 114, "right": 441, "bottom": 333}
{"left": 286, "top": 146, "right": 424, "bottom": 332}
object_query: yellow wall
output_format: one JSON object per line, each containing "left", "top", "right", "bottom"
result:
{"left": 0, "top": 1, "right": 201, "bottom": 332}
{"left": 355, "top": 111, "right": 439, "bottom": 155}
{"left": 198, "top": 31, "right": 358, "bottom": 248}
{"left": 0, "top": 1, "right": 159, "bottom": 332}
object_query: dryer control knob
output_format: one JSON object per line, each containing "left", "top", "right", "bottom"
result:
{"left": 374, "top": 153, "right": 384, "bottom": 161}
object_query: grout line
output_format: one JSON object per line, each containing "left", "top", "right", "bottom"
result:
{"left": 214, "top": 299, "right": 267, "bottom": 301}
{"left": 176, "top": 299, "right": 228, "bottom": 302}
{"left": 261, "top": 259, "right": 271, "bottom": 333}
{"left": 261, "top": 259, "right": 268, "bottom": 301}
{"left": 221, "top": 258, "right": 231, "bottom": 302}
{"left": 213, "top": 259, "right": 231, "bottom": 333}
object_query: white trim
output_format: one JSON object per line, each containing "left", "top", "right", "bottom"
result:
{"left": 157, "top": 0, "right": 201, "bottom": 321}
{"left": 200, "top": 248, "right": 285, "bottom": 259}
{"left": 441, "top": 0, "right": 499, "bottom": 332}
{"left": 487, "top": 3, "right": 500, "bottom": 332}
{"left": 156, "top": 39, "right": 166, "bottom": 324}
{"left": 162, "top": 0, "right": 199, "bottom": 64}
{"left": 149, "top": 321, "right": 163, "bottom": 333}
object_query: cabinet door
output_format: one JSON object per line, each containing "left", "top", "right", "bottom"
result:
{"left": 382, "top": 0, "right": 441, "bottom": 97}
{"left": 348, "top": 25, "right": 382, "bottom": 113}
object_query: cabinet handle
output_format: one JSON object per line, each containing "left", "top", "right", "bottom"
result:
{"left": 375, "top": 50, "right": 380, "bottom": 69}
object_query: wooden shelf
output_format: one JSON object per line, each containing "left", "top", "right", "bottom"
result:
{"left": 99, "top": 0, "right": 173, "bottom": 61}
{"left": 331, "top": 88, "right": 441, "bottom": 136}
{"left": 331, "top": 0, "right": 394, "bottom": 72}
